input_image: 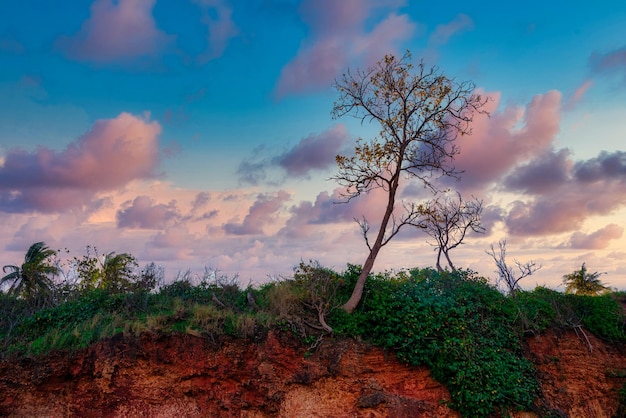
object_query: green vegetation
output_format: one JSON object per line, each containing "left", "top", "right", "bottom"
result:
{"left": 563, "top": 263, "right": 609, "bottom": 296}
{"left": 2, "top": 247, "right": 625, "bottom": 417}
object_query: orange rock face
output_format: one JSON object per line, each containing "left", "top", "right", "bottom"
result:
{"left": 0, "top": 332, "right": 458, "bottom": 417}
{"left": 522, "top": 329, "right": 626, "bottom": 418}
{"left": 1, "top": 329, "right": 625, "bottom": 417}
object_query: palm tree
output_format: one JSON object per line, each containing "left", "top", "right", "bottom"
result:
{"left": 101, "top": 252, "right": 137, "bottom": 293}
{"left": 1, "top": 242, "right": 59, "bottom": 306}
{"left": 563, "top": 263, "right": 608, "bottom": 296}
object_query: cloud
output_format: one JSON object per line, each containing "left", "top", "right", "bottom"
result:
{"left": 223, "top": 191, "right": 290, "bottom": 235}
{"left": 503, "top": 149, "right": 572, "bottom": 194}
{"left": 274, "top": 125, "right": 350, "bottom": 177}
{"left": 590, "top": 46, "right": 626, "bottom": 75}
{"left": 238, "top": 125, "right": 350, "bottom": 184}
{"left": 56, "top": 0, "right": 173, "bottom": 64}
{"left": 566, "top": 224, "right": 624, "bottom": 250}
{"left": 279, "top": 186, "right": 390, "bottom": 239}
{"left": 504, "top": 150, "right": 626, "bottom": 236}
{"left": 564, "top": 80, "right": 593, "bottom": 110}
{"left": 194, "top": 0, "right": 239, "bottom": 62}
{"left": 574, "top": 150, "right": 626, "bottom": 182}
{"left": 428, "top": 14, "right": 474, "bottom": 46}
{"left": 117, "top": 196, "right": 180, "bottom": 229}
{"left": 275, "top": 0, "right": 415, "bottom": 97}
{"left": 452, "top": 90, "right": 562, "bottom": 191}
{"left": 0, "top": 112, "right": 161, "bottom": 213}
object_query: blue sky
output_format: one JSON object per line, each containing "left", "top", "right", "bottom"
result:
{"left": 1, "top": 0, "right": 625, "bottom": 289}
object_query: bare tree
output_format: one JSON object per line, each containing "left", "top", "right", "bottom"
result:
{"left": 486, "top": 240, "right": 540, "bottom": 295}
{"left": 419, "top": 192, "right": 484, "bottom": 272}
{"left": 332, "top": 52, "right": 487, "bottom": 313}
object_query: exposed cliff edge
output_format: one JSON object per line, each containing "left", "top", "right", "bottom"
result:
{"left": 1, "top": 329, "right": 625, "bottom": 417}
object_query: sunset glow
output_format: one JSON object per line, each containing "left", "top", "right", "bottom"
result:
{"left": 1, "top": 0, "right": 625, "bottom": 289}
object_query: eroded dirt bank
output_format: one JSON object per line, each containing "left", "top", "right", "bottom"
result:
{"left": 1, "top": 329, "right": 625, "bottom": 417}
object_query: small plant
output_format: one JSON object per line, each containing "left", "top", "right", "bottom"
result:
{"left": 563, "top": 263, "right": 608, "bottom": 296}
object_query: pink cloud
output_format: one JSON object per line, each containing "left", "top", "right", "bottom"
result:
{"left": 504, "top": 150, "right": 626, "bottom": 236}
{"left": 503, "top": 149, "right": 572, "bottom": 194}
{"left": 275, "top": 0, "right": 415, "bottom": 97}
{"left": 238, "top": 125, "right": 351, "bottom": 184}
{"left": 275, "top": 125, "right": 350, "bottom": 177}
{"left": 567, "top": 224, "right": 624, "bottom": 250}
{"left": 564, "top": 79, "right": 593, "bottom": 110}
{"left": 117, "top": 196, "right": 180, "bottom": 229}
{"left": 223, "top": 191, "right": 291, "bottom": 235}
{"left": 56, "top": 0, "right": 173, "bottom": 63}
{"left": 0, "top": 112, "right": 161, "bottom": 213}
{"left": 452, "top": 90, "right": 562, "bottom": 191}
{"left": 194, "top": 0, "right": 239, "bottom": 62}
{"left": 279, "top": 186, "right": 390, "bottom": 239}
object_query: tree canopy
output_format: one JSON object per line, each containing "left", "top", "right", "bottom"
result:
{"left": 1, "top": 242, "right": 59, "bottom": 307}
{"left": 332, "top": 52, "right": 487, "bottom": 312}
{"left": 563, "top": 263, "right": 608, "bottom": 296}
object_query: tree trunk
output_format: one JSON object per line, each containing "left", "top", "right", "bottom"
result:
{"left": 341, "top": 248, "right": 379, "bottom": 313}
{"left": 436, "top": 249, "right": 443, "bottom": 272}
{"left": 443, "top": 250, "right": 456, "bottom": 271}
{"left": 341, "top": 177, "right": 398, "bottom": 314}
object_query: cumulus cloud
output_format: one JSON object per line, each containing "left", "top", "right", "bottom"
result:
{"left": 194, "top": 0, "right": 239, "bottom": 62}
{"left": 574, "top": 150, "right": 626, "bottom": 182}
{"left": 275, "top": 125, "right": 350, "bottom": 176}
{"left": 56, "top": 0, "right": 173, "bottom": 64}
{"left": 275, "top": 0, "right": 415, "bottom": 97}
{"left": 451, "top": 90, "right": 562, "bottom": 191}
{"left": 223, "top": 191, "right": 290, "bottom": 235}
{"left": 504, "top": 150, "right": 626, "bottom": 236}
{"left": 503, "top": 149, "right": 572, "bottom": 194}
{"left": 279, "top": 186, "right": 390, "bottom": 239}
{"left": 0, "top": 112, "right": 161, "bottom": 213}
{"left": 117, "top": 196, "right": 180, "bottom": 229}
{"left": 238, "top": 125, "right": 349, "bottom": 184}
{"left": 566, "top": 224, "right": 624, "bottom": 250}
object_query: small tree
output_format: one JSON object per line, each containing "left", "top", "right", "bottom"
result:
{"left": 332, "top": 52, "right": 487, "bottom": 312}
{"left": 74, "top": 246, "right": 139, "bottom": 293}
{"left": 293, "top": 260, "right": 342, "bottom": 333}
{"left": 1, "top": 242, "right": 59, "bottom": 308}
{"left": 563, "top": 263, "right": 608, "bottom": 296}
{"left": 419, "top": 192, "right": 484, "bottom": 272}
{"left": 487, "top": 240, "right": 540, "bottom": 295}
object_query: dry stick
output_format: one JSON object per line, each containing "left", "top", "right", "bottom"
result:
{"left": 573, "top": 325, "right": 593, "bottom": 352}
{"left": 211, "top": 292, "right": 226, "bottom": 308}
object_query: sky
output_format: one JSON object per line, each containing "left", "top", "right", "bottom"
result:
{"left": 1, "top": 0, "right": 625, "bottom": 290}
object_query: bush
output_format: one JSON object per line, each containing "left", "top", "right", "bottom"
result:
{"left": 332, "top": 268, "right": 538, "bottom": 417}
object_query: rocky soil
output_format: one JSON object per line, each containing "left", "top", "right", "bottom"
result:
{"left": 1, "top": 328, "right": 625, "bottom": 417}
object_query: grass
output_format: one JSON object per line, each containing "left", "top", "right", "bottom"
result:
{"left": 1, "top": 263, "right": 625, "bottom": 417}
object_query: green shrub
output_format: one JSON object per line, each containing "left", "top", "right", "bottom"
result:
{"left": 332, "top": 268, "right": 538, "bottom": 417}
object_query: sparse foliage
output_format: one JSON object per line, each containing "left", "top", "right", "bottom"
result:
{"left": 563, "top": 263, "right": 608, "bottom": 296}
{"left": 487, "top": 240, "right": 540, "bottom": 295}
{"left": 73, "top": 246, "right": 141, "bottom": 294}
{"left": 332, "top": 51, "right": 487, "bottom": 312}
{"left": 418, "top": 192, "right": 484, "bottom": 271}
{"left": 293, "top": 260, "right": 343, "bottom": 333}
{"left": 1, "top": 242, "right": 59, "bottom": 308}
